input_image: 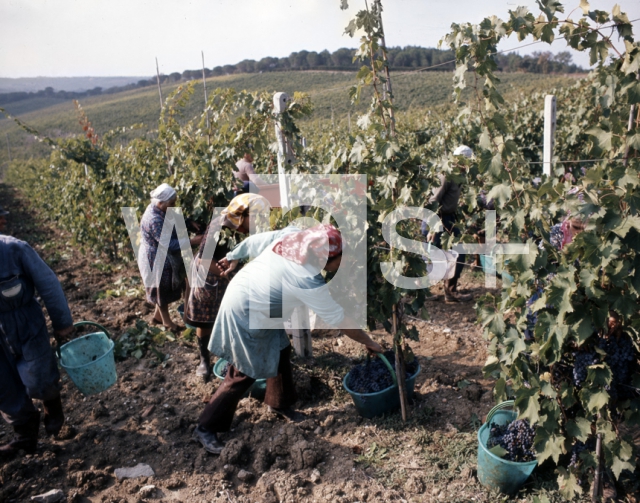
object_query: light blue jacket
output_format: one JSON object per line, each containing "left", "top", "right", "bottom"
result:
{"left": 210, "top": 227, "right": 344, "bottom": 378}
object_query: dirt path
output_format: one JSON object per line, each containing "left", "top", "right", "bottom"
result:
{"left": 0, "top": 183, "right": 566, "bottom": 503}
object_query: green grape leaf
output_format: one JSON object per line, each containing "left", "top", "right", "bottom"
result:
{"left": 489, "top": 445, "right": 508, "bottom": 458}
{"left": 612, "top": 215, "right": 640, "bottom": 238}
{"left": 557, "top": 467, "right": 583, "bottom": 499}
{"left": 565, "top": 417, "right": 592, "bottom": 442}
{"left": 501, "top": 327, "right": 527, "bottom": 364}
{"left": 580, "top": 387, "right": 610, "bottom": 413}
{"left": 611, "top": 455, "right": 634, "bottom": 479}
{"left": 586, "top": 364, "right": 612, "bottom": 387}
{"left": 586, "top": 126, "right": 612, "bottom": 151}
{"left": 535, "top": 428, "right": 565, "bottom": 464}
{"left": 486, "top": 184, "right": 512, "bottom": 209}
{"left": 540, "top": 379, "right": 557, "bottom": 399}
{"left": 579, "top": 0, "right": 590, "bottom": 15}
{"left": 515, "top": 387, "right": 540, "bottom": 425}
{"left": 493, "top": 378, "right": 508, "bottom": 402}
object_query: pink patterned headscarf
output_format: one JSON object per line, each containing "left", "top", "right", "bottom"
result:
{"left": 273, "top": 224, "right": 342, "bottom": 266}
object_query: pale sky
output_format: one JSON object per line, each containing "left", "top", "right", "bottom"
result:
{"left": 1, "top": 0, "right": 639, "bottom": 78}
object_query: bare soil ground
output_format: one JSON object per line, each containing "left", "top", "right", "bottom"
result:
{"left": 0, "top": 183, "right": 624, "bottom": 502}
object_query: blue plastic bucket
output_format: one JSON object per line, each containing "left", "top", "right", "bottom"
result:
{"left": 479, "top": 255, "right": 514, "bottom": 285}
{"left": 343, "top": 354, "right": 421, "bottom": 419}
{"left": 213, "top": 358, "right": 267, "bottom": 399}
{"left": 177, "top": 304, "right": 197, "bottom": 330}
{"left": 477, "top": 401, "right": 537, "bottom": 494}
{"left": 59, "top": 321, "right": 117, "bottom": 396}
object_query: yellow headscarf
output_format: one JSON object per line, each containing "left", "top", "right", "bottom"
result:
{"left": 221, "top": 193, "right": 270, "bottom": 230}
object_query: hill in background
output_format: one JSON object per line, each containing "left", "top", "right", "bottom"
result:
{"left": 0, "top": 70, "right": 581, "bottom": 172}
{"left": 0, "top": 76, "right": 149, "bottom": 94}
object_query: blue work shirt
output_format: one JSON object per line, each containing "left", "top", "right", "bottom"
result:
{"left": 0, "top": 235, "right": 72, "bottom": 360}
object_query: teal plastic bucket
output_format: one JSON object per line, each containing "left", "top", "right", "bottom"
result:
{"left": 213, "top": 358, "right": 267, "bottom": 399}
{"left": 177, "top": 304, "right": 197, "bottom": 330}
{"left": 343, "top": 354, "right": 421, "bottom": 419}
{"left": 480, "top": 255, "right": 514, "bottom": 285}
{"left": 59, "top": 321, "right": 117, "bottom": 396}
{"left": 477, "top": 401, "right": 537, "bottom": 494}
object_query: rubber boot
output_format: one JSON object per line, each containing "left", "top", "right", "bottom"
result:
{"left": 0, "top": 412, "right": 39, "bottom": 457}
{"left": 196, "top": 335, "right": 212, "bottom": 381}
{"left": 43, "top": 395, "right": 65, "bottom": 436}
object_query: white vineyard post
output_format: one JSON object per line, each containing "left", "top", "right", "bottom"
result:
{"left": 273, "top": 92, "right": 313, "bottom": 358}
{"left": 155, "top": 57, "right": 164, "bottom": 110}
{"left": 624, "top": 73, "right": 639, "bottom": 167}
{"left": 543, "top": 95, "right": 556, "bottom": 176}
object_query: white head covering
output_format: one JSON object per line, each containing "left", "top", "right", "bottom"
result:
{"left": 453, "top": 145, "right": 473, "bottom": 158}
{"left": 150, "top": 183, "right": 177, "bottom": 205}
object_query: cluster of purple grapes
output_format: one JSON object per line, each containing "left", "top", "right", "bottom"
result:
{"left": 524, "top": 288, "right": 543, "bottom": 340}
{"left": 566, "top": 334, "right": 637, "bottom": 402}
{"left": 347, "top": 351, "right": 418, "bottom": 394}
{"left": 572, "top": 350, "right": 599, "bottom": 387}
{"left": 568, "top": 439, "right": 595, "bottom": 469}
{"left": 487, "top": 419, "right": 536, "bottom": 462}
{"left": 598, "top": 334, "right": 636, "bottom": 400}
{"left": 550, "top": 224, "right": 564, "bottom": 250}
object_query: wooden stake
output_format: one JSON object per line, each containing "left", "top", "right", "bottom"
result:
{"left": 592, "top": 432, "right": 603, "bottom": 502}
{"left": 393, "top": 307, "right": 409, "bottom": 422}
{"left": 375, "top": 0, "right": 408, "bottom": 420}
{"left": 375, "top": 0, "right": 395, "bottom": 136}
{"left": 155, "top": 57, "right": 164, "bottom": 110}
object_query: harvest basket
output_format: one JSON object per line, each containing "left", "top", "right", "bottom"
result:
{"left": 213, "top": 358, "right": 267, "bottom": 399}
{"left": 343, "top": 353, "right": 421, "bottom": 419}
{"left": 477, "top": 400, "right": 537, "bottom": 494}
{"left": 58, "top": 321, "right": 117, "bottom": 396}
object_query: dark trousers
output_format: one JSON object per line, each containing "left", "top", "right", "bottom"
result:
{"left": 422, "top": 212, "right": 464, "bottom": 282}
{"left": 0, "top": 342, "right": 60, "bottom": 426}
{"left": 198, "top": 346, "right": 297, "bottom": 433}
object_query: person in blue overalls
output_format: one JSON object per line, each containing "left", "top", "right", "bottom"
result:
{"left": 0, "top": 206, "right": 74, "bottom": 456}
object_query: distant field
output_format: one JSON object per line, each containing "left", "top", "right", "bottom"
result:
{"left": 0, "top": 71, "right": 580, "bottom": 170}
{"left": 0, "top": 76, "right": 149, "bottom": 93}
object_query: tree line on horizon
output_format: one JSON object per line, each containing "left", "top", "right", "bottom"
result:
{"left": 0, "top": 46, "right": 582, "bottom": 106}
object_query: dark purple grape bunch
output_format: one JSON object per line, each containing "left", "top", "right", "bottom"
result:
{"left": 572, "top": 350, "right": 599, "bottom": 387}
{"left": 524, "top": 287, "right": 543, "bottom": 341}
{"left": 598, "top": 333, "right": 637, "bottom": 400}
{"left": 488, "top": 419, "right": 536, "bottom": 462}
{"left": 346, "top": 351, "right": 418, "bottom": 394}
{"left": 550, "top": 224, "right": 564, "bottom": 251}
{"left": 569, "top": 439, "right": 594, "bottom": 469}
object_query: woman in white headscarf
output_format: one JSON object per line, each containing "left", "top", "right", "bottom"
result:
{"left": 139, "top": 183, "right": 202, "bottom": 331}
